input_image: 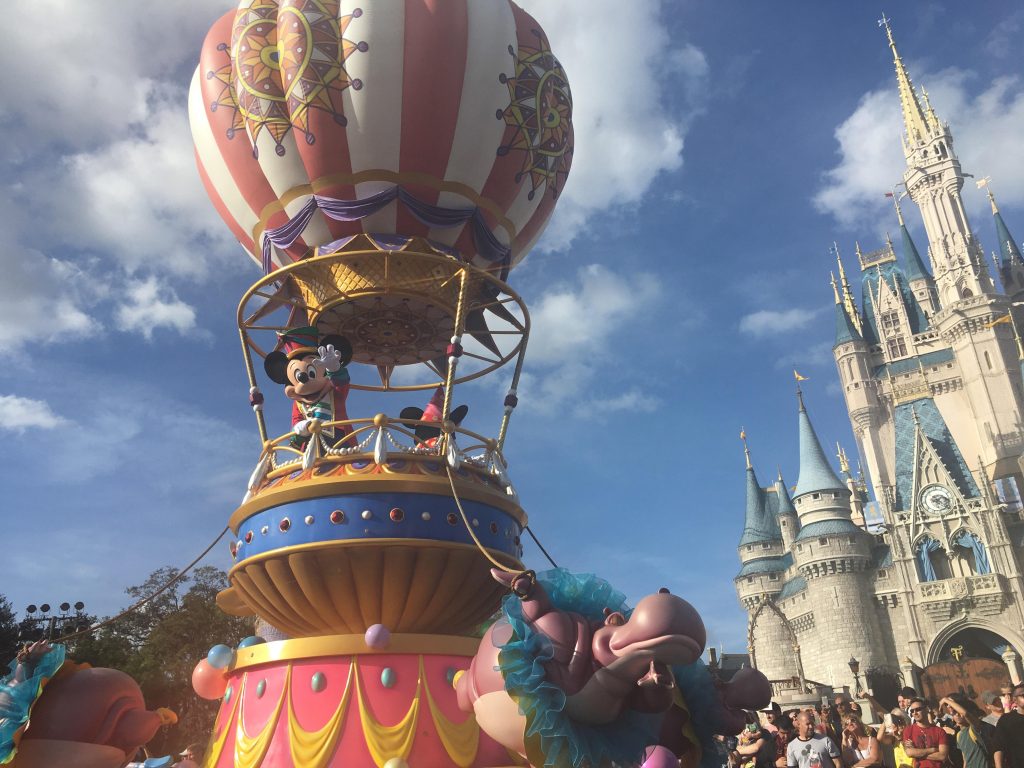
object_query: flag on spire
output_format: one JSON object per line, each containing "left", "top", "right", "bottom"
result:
{"left": 794, "top": 370, "right": 809, "bottom": 382}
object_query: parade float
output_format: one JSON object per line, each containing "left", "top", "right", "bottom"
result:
{"left": 174, "top": 1, "right": 771, "bottom": 766}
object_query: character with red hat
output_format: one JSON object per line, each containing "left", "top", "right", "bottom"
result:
{"left": 400, "top": 387, "right": 468, "bottom": 449}
{"left": 264, "top": 326, "right": 354, "bottom": 449}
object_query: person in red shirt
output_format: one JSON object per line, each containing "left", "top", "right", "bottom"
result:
{"left": 903, "top": 698, "right": 948, "bottom": 768}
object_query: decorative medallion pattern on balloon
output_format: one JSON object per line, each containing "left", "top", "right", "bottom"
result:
{"left": 497, "top": 28, "right": 574, "bottom": 200}
{"left": 207, "top": 0, "right": 367, "bottom": 157}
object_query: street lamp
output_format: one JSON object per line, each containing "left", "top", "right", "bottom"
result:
{"left": 848, "top": 656, "right": 862, "bottom": 693}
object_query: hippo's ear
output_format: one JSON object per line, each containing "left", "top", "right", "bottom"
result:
{"left": 603, "top": 610, "right": 626, "bottom": 627}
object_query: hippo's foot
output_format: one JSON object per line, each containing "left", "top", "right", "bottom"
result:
{"left": 637, "top": 661, "right": 674, "bottom": 689}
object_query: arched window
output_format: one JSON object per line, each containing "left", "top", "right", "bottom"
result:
{"left": 915, "top": 537, "right": 952, "bottom": 582}
{"left": 952, "top": 530, "right": 991, "bottom": 575}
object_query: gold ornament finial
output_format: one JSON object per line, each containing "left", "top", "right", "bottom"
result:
{"left": 740, "top": 427, "right": 752, "bottom": 469}
{"left": 977, "top": 177, "right": 997, "bottom": 213}
{"left": 836, "top": 443, "right": 851, "bottom": 474}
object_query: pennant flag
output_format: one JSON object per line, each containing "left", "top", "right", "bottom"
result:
{"left": 884, "top": 192, "right": 894, "bottom": 198}
{"left": 984, "top": 314, "right": 1012, "bottom": 328}
{"left": 794, "top": 370, "right": 809, "bottom": 382}
{"left": 740, "top": 428, "right": 746, "bottom": 440}
{"left": 976, "top": 177, "right": 991, "bottom": 189}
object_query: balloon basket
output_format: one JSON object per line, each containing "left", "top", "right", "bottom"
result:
{"left": 219, "top": 430, "right": 525, "bottom": 637}
{"left": 201, "top": 636, "right": 522, "bottom": 768}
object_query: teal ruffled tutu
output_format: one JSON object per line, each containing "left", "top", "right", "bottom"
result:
{"left": 496, "top": 568, "right": 660, "bottom": 768}
{"left": 0, "top": 644, "right": 66, "bottom": 763}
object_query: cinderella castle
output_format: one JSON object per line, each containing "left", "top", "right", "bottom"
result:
{"left": 735, "top": 18, "right": 1024, "bottom": 706}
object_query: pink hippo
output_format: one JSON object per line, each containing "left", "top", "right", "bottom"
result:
{"left": 456, "top": 570, "right": 771, "bottom": 768}
{"left": 11, "top": 662, "right": 175, "bottom": 768}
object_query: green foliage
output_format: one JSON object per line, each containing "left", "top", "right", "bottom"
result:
{"left": 4, "top": 566, "right": 254, "bottom": 760}
{"left": 0, "top": 595, "right": 19, "bottom": 664}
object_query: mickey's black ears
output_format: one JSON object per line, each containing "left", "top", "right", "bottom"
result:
{"left": 400, "top": 407, "right": 424, "bottom": 422}
{"left": 264, "top": 351, "right": 290, "bottom": 385}
{"left": 450, "top": 404, "right": 469, "bottom": 425}
{"left": 321, "top": 335, "right": 353, "bottom": 367}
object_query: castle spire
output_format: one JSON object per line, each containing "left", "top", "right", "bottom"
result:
{"left": 879, "top": 14, "right": 933, "bottom": 146}
{"left": 739, "top": 432, "right": 782, "bottom": 547}
{"left": 794, "top": 387, "right": 846, "bottom": 497}
{"left": 833, "top": 242, "right": 862, "bottom": 334}
{"left": 991, "top": 189, "right": 1024, "bottom": 267}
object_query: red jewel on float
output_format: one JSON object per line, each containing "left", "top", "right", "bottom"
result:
{"left": 446, "top": 342, "right": 463, "bottom": 358}
{"left": 279, "top": 518, "right": 291, "bottom": 532}
{"left": 244, "top": 531, "right": 253, "bottom": 543}
{"left": 249, "top": 391, "right": 264, "bottom": 407}
{"left": 330, "top": 510, "right": 345, "bottom": 524}
{"left": 504, "top": 393, "right": 518, "bottom": 408}
{"left": 389, "top": 508, "right": 404, "bottom": 522}
{"left": 447, "top": 513, "right": 458, "bottom": 526}
{"left": 490, "top": 522, "right": 498, "bottom": 534}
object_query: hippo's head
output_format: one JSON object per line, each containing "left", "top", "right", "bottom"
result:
{"left": 21, "top": 667, "right": 172, "bottom": 758}
{"left": 591, "top": 590, "right": 706, "bottom": 684}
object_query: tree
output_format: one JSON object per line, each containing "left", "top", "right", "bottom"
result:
{"left": 0, "top": 595, "right": 20, "bottom": 664}
{"left": 121, "top": 566, "right": 254, "bottom": 756}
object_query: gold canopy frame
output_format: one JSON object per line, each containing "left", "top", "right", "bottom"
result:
{"left": 236, "top": 235, "right": 531, "bottom": 446}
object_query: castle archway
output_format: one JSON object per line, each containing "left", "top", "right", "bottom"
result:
{"left": 920, "top": 620, "right": 1022, "bottom": 708}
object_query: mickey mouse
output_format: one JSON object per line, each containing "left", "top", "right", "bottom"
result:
{"left": 400, "top": 386, "right": 468, "bottom": 449}
{"left": 264, "top": 325, "right": 354, "bottom": 449}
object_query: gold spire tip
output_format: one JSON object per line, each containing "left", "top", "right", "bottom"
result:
{"left": 740, "top": 427, "right": 752, "bottom": 469}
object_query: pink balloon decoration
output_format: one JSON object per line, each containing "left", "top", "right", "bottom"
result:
{"left": 192, "top": 659, "right": 228, "bottom": 700}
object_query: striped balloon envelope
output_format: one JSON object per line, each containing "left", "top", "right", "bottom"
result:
{"left": 189, "top": 0, "right": 574, "bottom": 279}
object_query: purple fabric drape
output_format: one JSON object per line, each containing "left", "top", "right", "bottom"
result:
{"left": 260, "top": 186, "right": 512, "bottom": 276}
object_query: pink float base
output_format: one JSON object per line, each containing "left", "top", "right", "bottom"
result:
{"left": 205, "top": 648, "right": 520, "bottom": 767}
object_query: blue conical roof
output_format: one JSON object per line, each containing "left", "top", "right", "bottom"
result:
{"left": 740, "top": 464, "right": 782, "bottom": 546}
{"left": 775, "top": 474, "right": 797, "bottom": 517}
{"left": 899, "top": 224, "right": 931, "bottom": 281}
{"left": 995, "top": 210, "right": 1023, "bottom": 266}
{"left": 794, "top": 391, "right": 846, "bottom": 497}
{"left": 835, "top": 301, "right": 861, "bottom": 346}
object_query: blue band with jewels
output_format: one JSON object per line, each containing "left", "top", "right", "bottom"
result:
{"left": 232, "top": 492, "right": 524, "bottom": 563}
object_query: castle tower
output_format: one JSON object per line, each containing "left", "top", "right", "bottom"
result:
{"left": 790, "top": 390, "right": 890, "bottom": 685}
{"left": 735, "top": 436, "right": 800, "bottom": 682}
{"left": 881, "top": 15, "right": 996, "bottom": 304}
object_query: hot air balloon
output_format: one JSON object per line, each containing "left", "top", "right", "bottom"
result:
{"left": 189, "top": 1, "right": 574, "bottom": 765}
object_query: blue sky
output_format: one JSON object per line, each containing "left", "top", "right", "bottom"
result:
{"left": 2, "top": 1, "right": 1023, "bottom": 652}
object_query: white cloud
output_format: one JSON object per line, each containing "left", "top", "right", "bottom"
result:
{"left": 517, "top": 0, "right": 708, "bottom": 250}
{"left": 0, "top": 248, "right": 100, "bottom": 353}
{"left": 814, "top": 68, "right": 1024, "bottom": 230}
{"left": 49, "top": 92, "right": 237, "bottom": 279}
{"left": 1, "top": 1, "right": 224, "bottom": 152}
{"left": 0, "top": 395, "right": 69, "bottom": 432}
{"left": 517, "top": 264, "right": 665, "bottom": 413}
{"left": 115, "top": 278, "right": 198, "bottom": 339}
{"left": 573, "top": 388, "right": 660, "bottom": 420}
{"left": 739, "top": 308, "right": 818, "bottom": 337}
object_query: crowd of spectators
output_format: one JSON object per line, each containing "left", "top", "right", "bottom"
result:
{"left": 717, "top": 682, "right": 1024, "bottom": 768}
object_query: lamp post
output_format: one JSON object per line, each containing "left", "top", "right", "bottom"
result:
{"left": 848, "top": 656, "right": 862, "bottom": 694}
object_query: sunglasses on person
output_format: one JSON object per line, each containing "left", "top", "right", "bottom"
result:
{"left": 908, "top": 707, "right": 924, "bottom": 713}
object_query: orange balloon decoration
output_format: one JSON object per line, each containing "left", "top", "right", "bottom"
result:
{"left": 191, "top": 659, "right": 229, "bottom": 700}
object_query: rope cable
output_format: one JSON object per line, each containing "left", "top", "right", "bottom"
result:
{"left": 443, "top": 465, "right": 559, "bottom": 573}
{"left": 52, "top": 526, "right": 231, "bottom": 644}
